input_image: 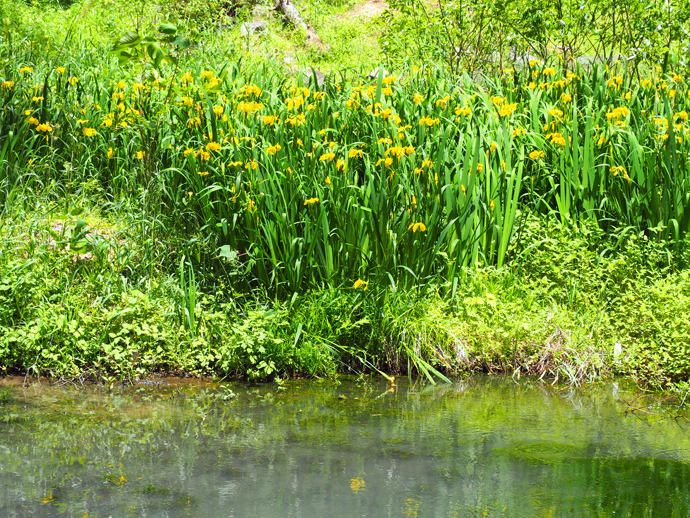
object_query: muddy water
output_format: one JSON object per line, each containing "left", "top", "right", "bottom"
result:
{"left": 1, "top": 376, "right": 689, "bottom": 517}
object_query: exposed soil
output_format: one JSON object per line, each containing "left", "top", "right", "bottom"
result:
{"left": 339, "top": 0, "right": 388, "bottom": 20}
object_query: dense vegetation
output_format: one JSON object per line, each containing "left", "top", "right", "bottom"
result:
{"left": 1, "top": 0, "right": 690, "bottom": 393}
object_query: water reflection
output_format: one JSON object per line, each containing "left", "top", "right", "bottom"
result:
{"left": 0, "top": 376, "right": 689, "bottom": 517}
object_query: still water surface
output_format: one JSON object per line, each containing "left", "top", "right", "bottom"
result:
{"left": 1, "top": 375, "right": 689, "bottom": 517}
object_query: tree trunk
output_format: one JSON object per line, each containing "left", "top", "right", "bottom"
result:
{"left": 274, "top": 0, "right": 329, "bottom": 52}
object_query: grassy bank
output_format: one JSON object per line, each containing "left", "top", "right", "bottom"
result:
{"left": 3, "top": 204, "right": 690, "bottom": 392}
{"left": 1, "top": 0, "right": 690, "bottom": 393}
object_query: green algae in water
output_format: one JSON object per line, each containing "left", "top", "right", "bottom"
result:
{"left": 493, "top": 442, "right": 588, "bottom": 464}
{"left": 1, "top": 376, "right": 689, "bottom": 517}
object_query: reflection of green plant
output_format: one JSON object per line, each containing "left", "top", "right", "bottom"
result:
{"left": 3, "top": 378, "right": 690, "bottom": 517}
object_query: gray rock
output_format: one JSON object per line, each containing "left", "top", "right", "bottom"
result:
{"left": 575, "top": 55, "right": 598, "bottom": 66}
{"left": 240, "top": 21, "right": 268, "bottom": 36}
{"left": 303, "top": 68, "right": 326, "bottom": 88}
{"left": 367, "top": 67, "right": 389, "bottom": 80}
{"left": 252, "top": 5, "right": 271, "bottom": 17}
{"left": 214, "top": 21, "right": 235, "bottom": 34}
{"left": 576, "top": 53, "right": 633, "bottom": 66}
{"left": 510, "top": 48, "right": 543, "bottom": 69}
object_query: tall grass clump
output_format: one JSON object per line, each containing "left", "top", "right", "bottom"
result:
{"left": 2, "top": 47, "right": 689, "bottom": 293}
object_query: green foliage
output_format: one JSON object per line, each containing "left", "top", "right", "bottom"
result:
{"left": 216, "top": 308, "right": 286, "bottom": 379}
{"left": 0, "top": 0, "right": 690, "bottom": 388}
{"left": 2, "top": 206, "right": 690, "bottom": 385}
{"left": 380, "top": 0, "right": 690, "bottom": 74}
{"left": 160, "top": 0, "right": 252, "bottom": 29}
{"left": 507, "top": 216, "right": 690, "bottom": 385}
{"left": 110, "top": 23, "right": 193, "bottom": 73}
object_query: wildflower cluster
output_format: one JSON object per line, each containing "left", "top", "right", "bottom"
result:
{"left": 2, "top": 60, "right": 689, "bottom": 292}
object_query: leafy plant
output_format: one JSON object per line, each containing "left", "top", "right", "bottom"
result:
{"left": 111, "top": 23, "right": 193, "bottom": 74}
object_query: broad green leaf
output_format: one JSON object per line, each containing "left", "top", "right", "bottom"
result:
{"left": 112, "top": 31, "right": 141, "bottom": 51}
{"left": 171, "top": 35, "right": 191, "bottom": 49}
{"left": 147, "top": 42, "right": 166, "bottom": 70}
{"left": 158, "top": 23, "right": 177, "bottom": 35}
{"left": 219, "top": 245, "right": 237, "bottom": 261}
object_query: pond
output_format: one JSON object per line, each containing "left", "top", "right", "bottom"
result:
{"left": 1, "top": 375, "right": 689, "bottom": 517}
